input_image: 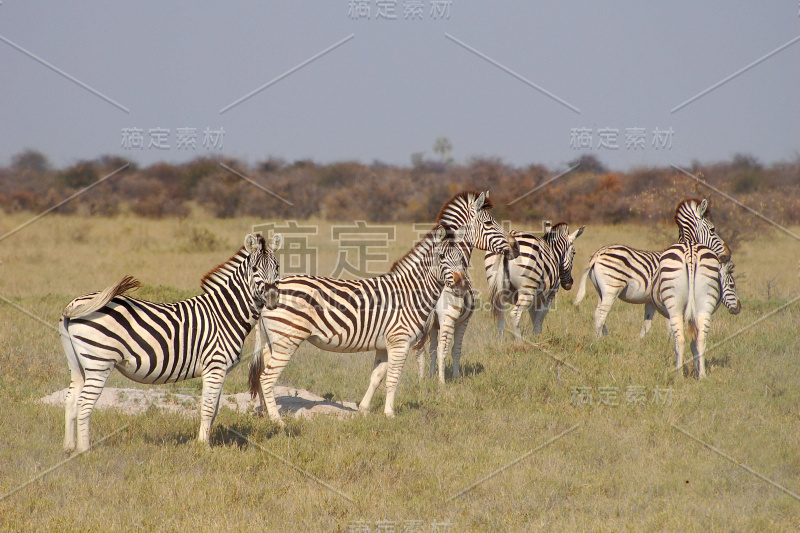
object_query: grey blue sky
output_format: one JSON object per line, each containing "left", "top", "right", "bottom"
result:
{"left": 1, "top": 1, "right": 798, "bottom": 171}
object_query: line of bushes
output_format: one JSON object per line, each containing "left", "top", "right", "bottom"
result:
{"left": 2, "top": 151, "right": 798, "bottom": 248}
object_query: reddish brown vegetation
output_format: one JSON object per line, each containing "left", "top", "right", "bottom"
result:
{"left": 1, "top": 150, "right": 797, "bottom": 248}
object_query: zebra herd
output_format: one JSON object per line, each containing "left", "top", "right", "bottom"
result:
{"left": 573, "top": 198, "right": 740, "bottom": 378}
{"left": 58, "top": 192, "right": 740, "bottom": 453}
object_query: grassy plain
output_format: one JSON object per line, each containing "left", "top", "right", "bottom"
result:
{"left": 0, "top": 210, "right": 799, "bottom": 531}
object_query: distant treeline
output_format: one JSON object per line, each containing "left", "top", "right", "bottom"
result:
{"left": 2, "top": 151, "right": 798, "bottom": 246}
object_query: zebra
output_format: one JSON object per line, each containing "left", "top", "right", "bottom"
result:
{"left": 249, "top": 224, "right": 469, "bottom": 424}
{"left": 573, "top": 198, "right": 732, "bottom": 338}
{"left": 413, "top": 191, "right": 519, "bottom": 384}
{"left": 59, "top": 233, "right": 282, "bottom": 455}
{"left": 485, "top": 222, "right": 585, "bottom": 340}
{"left": 652, "top": 243, "right": 741, "bottom": 378}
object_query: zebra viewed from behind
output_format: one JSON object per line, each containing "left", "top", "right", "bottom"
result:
{"left": 413, "top": 191, "right": 519, "bottom": 384}
{"left": 573, "top": 198, "right": 731, "bottom": 338}
{"left": 485, "top": 222, "right": 585, "bottom": 340}
{"left": 652, "top": 243, "right": 741, "bottom": 378}
{"left": 59, "top": 233, "right": 282, "bottom": 454}
{"left": 249, "top": 225, "right": 469, "bottom": 424}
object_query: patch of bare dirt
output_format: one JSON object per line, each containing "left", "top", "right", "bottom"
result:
{"left": 39, "top": 386, "right": 358, "bottom": 420}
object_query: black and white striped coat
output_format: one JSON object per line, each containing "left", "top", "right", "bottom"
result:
{"left": 414, "top": 191, "right": 518, "bottom": 384}
{"left": 485, "top": 222, "right": 585, "bottom": 339}
{"left": 250, "top": 225, "right": 469, "bottom": 423}
{"left": 573, "top": 198, "right": 731, "bottom": 338}
{"left": 652, "top": 243, "right": 741, "bottom": 378}
{"left": 59, "top": 233, "right": 282, "bottom": 454}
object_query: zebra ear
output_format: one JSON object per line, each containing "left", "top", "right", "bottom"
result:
{"left": 453, "top": 226, "right": 467, "bottom": 244}
{"left": 269, "top": 234, "right": 283, "bottom": 252}
{"left": 244, "top": 233, "right": 261, "bottom": 254}
{"left": 570, "top": 225, "right": 585, "bottom": 241}
{"left": 473, "top": 192, "right": 486, "bottom": 213}
{"left": 434, "top": 225, "right": 447, "bottom": 244}
{"left": 698, "top": 199, "right": 708, "bottom": 217}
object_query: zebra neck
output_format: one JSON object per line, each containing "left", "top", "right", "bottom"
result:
{"left": 392, "top": 267, "right": 445, "bottom": 312}
{"left": 201, "top": 274, "right": 260, "bottom": 333}
{"left": 457, "top": 241, "right": 473, "bottom": 263}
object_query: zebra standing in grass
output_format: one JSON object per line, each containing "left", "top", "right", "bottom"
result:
{"left": 652, "top": 243, "right": 741, "bottom": 378}
{"left": 414, "top": 191, "right": 519, "bottom": 384}
{"left": 485, "top": 221, "right": 585, "bottom": 340}
{"left": 573, "top": 198, "right": 731, "bottom": 338}
{"left": 59, "top": 233, "right": 282, "bottom": 454}
{"left": 249, "top": 225, "right": 469, "bottom": 424}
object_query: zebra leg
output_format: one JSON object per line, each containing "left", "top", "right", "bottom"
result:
{"left": 359, "top": 349, "right": 388, "bottom": 414}
{"left": 667, "top": 314, "right": 686, "bottom": 375}
{"left": 254, "top": 321, "right": 268, "bottom": 414}
{"left": 529, "top": 296, "right": 553, "bottom": 335}
{"left": 197, "top": 365, "right": 226, "bottom": 447}
{"left": 383, "top": 342, "right": 411, "bottom": 418}
{"left": 510, "top": 292, "right": 533, "bottom": 340}
{"left": 259, "top": 339, "right": 299, "bottom": 425}
{"left": 428, "top": 326, "right": 440, "bottom": 380}
{"left": 692, "top": 314, "right": 711, "bottom": 379}
{"left": 63, "top": 376, "right": 83, "bottom": 455}
{"left": 450, "top": 318, "right": 469, "bottom": 380}
{"left": 75, "top": 364, "right": 114, "bottom": 454}
{"left": 638, "top": 302, "right": 656, "bottom": 339}
{"left": 496, "top": 308, "right": 507, "bottom": 343}
{"left": 415, "top": 343, "right": 426, "bottom": 381}
{"left": 60, "top": 330, "right": 84, "bottom": 456}
{"left": 435, "top": 319, "right": 457, "bottom": 385}
{"left": 593, "top": 290, "right": 620, "bottom": 338}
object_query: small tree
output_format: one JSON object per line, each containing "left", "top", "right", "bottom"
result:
{"left": 432, "top": 136, "right": 453, "bottom": 164}
{"left": 11, "top": 150, "right": 50, "bottom": 174}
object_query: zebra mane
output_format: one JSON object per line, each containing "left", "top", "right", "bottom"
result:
{"left": 436, "top": 190, "right": 493, "bottom": 224}
{"left": 674, "top": 198, "right": 710, "bottom": 222}
{"left": 200, "top": 234, "right": 269, "bottom": 292}
{"left": 389, "top": 227, "right": 437, "bottom": 274}
{"left": 544, "top": 222, "right": 569, "bottom": 244}
{"left": 200, "top": 248, "right": 249, "bottom": 292}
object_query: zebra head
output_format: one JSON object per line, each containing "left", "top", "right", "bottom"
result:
{"left": 439, "top": 191, "right": 519, "bottom": 259}
{"left": 719, "top": 260, "right": 741, "bottom": 315}
{"left": 545, "top": 222, "right": 585, "bottom": 290}
{"left": 243, "top": 233, "right": 283, "bottom": 310}
{"left": 675, "top": 198, "right": 731, "bottom": 262}
{"left": 433, "top": 225, "right": 470, "bottom": 297}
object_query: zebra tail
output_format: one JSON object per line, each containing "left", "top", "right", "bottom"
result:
{"left": 248, "top": 320, "right": 266, "bottom": 399}
{"left": 62, "top": 276, "right": 141, "bottom": 318}
{"left": 60, "top": 316, "right": 85, "bottom": 381}
{"left": 486, "top": 253, "right": 508, "bottom": 323}
{"left": 685, "top": 255, "right": 697, "bottom": 338}
{"left": 573, "top": 255, "right": 597, "bottom": 306}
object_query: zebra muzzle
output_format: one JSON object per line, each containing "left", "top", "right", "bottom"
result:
{"left": 506, "top": 236, "right": 520, "bottom": 260}
{"left": 729, "top": 301, "right": 742, "bottom": 315}
{"left": 720, "top": 244, "right": 732, "bottom": 263}
{"left": 263, "top": 285, "right": 280, "bottom": 309}
{"left": 451, "top": 272, "right": 469, "bottom": 296}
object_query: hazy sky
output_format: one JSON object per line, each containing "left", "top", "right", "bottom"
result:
{"left": 1, "top": 1, "right": 798, "bottom": 171}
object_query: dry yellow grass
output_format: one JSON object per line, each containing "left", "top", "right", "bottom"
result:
{"left": 0, "top": 209, "right": 798, "bottom": 531}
